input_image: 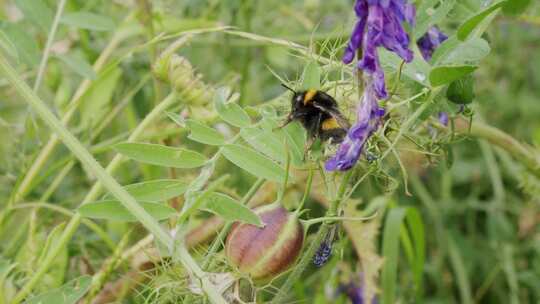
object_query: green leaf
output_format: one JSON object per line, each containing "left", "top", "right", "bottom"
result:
{"left": 202, "top": 192, "right": 263, "bottom": 226}
{"left": 448, "top": 235, "right": 474, "bottom": 304}
{"left": 177, "top": 176, "right": 228, "bottom": 224}
{"left": 26, "top": 275, "right": 92, "bottom": 304}
{"left": 383, "top": 207, "right": 426, "bottom": 302}
{"left": 2, "top": 24, "right": 40, "bottom": 66}
{"left": 79, "top": 66, "right": 121, "bottom": 128}
{"left": 415, "top": 0, "right": 456, "bottom": 40}
{"left": 214, "top": 87, "right": 251, "bottom": 128}
{"left": 186, "top": 119, "right": 225, "bottom": 146}
{"left": 429, "top": 65, "right": 477, "bottom": 86}
{"left": 503, "top": 0, "right": 531, "bottom": 15}
{"left": 433, "top": 37, "right": 491, "bottom": 66}
{"left": 60, "top": 12, "right": 115, "bottom": 31}
{"left": 222, "top": 144, "right": 286, "bottom": 182}
{"left": 55, "top": 53, "right": 96, "bottom": 80}
{"left": 382, "top": 207, "right": 407, "bottom": 304}
{"left": 446, "top": 74, "right": 475, "bottom": 104}
{"left": 36, "top": 223, "right": 69, "bottom": 289}
{"left": 114, "top": 142, "right": 207, "bottom": 169}
{"left": 0, "top": 258, "right": 16, "bottom": 283}
{"left": 279, "top": 121, "right": 306, "bottom": 166}
{"left": 15, "top": 0, "right": 53, "bottom": 31}
{"left": 301, "top": 61, "right": 321, "bottom": 90}
{"left": 406, "top": 208, "right": 426, "bottom": 298}
{"left": 104, "top": 179, "right": 188, "bottom": 202}
{"left": 241, "top": 125, "right": 287, "bottom": 163}
{"left": 379, "top": 49, "right": 431, "bottom": 86}
{"left": 457, "top": 1, "right": 507, "bottom": 41}
{"left": 79, "top": 200, "right": 176, "bottom": 222}
{"left": 166, "top": 111, "right": 186, "bottom": 127}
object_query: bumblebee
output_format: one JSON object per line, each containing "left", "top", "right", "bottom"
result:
{"left": 279, "top": 84, "right": 350, "bottom": 152}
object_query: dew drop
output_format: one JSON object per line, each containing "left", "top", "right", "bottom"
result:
{"left": 415, "top": 72, "right": 426, "bottom": 82}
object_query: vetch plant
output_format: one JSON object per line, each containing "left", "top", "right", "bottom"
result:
{"left": 327, "top": 0, "right": 415, "bottom": 171}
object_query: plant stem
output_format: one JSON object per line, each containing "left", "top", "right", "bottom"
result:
{"left": 33, "top": 0, "right": 67, "bottom": 92}
{"left": 7, "top": 13, "right": 136, "bottom": 208}
{"left": 451, "top": 117, "right": 540, "bottom": 178}
{"left": 0, "top": 56, "right": 225, "bottom": 303}
{"left": 270, "top": 171, "right": 352, "bottom": 304}
{"left": 296, "top": 166, "right": 313, "bottom": 212}
{"left": 380, "top": 99, "right": 433, "bottom": 161}
{"left": 12, "top": 91, "right": 177, "bottom": 301}
{"left": 10, "top": 202, "right": 116, "bottom": 251}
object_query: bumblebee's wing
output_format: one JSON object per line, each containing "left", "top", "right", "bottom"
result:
{"left": 312, "top": 101, "right": 350, "bottom": 129}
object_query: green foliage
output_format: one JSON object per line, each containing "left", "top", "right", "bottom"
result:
{"left": 222, "top": 144, "right": 286, "bottom": 182}
{"left": 114, "top": 142, "right": 208, "bottom": 168}
{"left": 186, "top": 119, "right": 226, "bottom": 146}
{"left": 25, "top": 276, "right": 92, "bottom": 304}
{"left": 79, "top": 200, "right": 176, "bottom": 222}
{"left": 60, "top": 12, "right": 115, "bottom": 31}
{"left": 103, "top": 179, "right": 188, "bottom": 201}
{"left": 447, "top": 74, "right": 475, "bottom": 104}
{"left": 214, "top": 87, "right": 252, "bottom": 128}
{"left": 202, "top": 192, "right": 263, "bottom": 226}
{"left": 430, "top": 65, "right": 477, "bottom": 86}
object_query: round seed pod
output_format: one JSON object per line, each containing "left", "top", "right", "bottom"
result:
{"left": 225, "top": 204, "right": 304, "bottom": 281}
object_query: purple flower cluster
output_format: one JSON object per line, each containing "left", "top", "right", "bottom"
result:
{"left": 326, "top": 80, "right": 385, "bottom": 171}
{"left": 419, "top": 27, "right": 448, "bottom": 126}
{"left": 343, "top": 0, "right": 416, "bottom": 99}
{"left": 438, "top": 111, "right": 449, "bottom": 126}
{"left": 326, "top": 0, "right": 415, "bottom": 171}
{"left": 417, "top": 26, "right": 448, "bottom": 60}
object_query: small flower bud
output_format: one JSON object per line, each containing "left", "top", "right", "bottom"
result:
{"left": 152, "top": 54, "right": 213, "bottom": 105}
{"left": 225, "top": 204, "right": 304, "bottom": 281}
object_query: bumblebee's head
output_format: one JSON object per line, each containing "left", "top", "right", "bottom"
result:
{"left": 281, "top": 84, "right": 319, "bottom": 109}
{"left": 293, "top": 92, "right": 304, "bottom": 107}
{"left": 281, "top": 83, "right": 301, "bottom": 108}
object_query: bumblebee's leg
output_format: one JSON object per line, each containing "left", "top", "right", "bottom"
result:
{"left": 303, "top": 136, "right": 315, "bottom": 161}
{"left": 303, "top": 113, "right": 322, "bottom": 161}
{"left": 273, "top": 115, "right": 293, "bottom": 131}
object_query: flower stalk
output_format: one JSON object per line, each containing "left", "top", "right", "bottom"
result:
{"left": 270, "top": 170, "right": 353, "bottom": 304}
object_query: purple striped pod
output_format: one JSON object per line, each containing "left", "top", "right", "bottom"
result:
{"left": 225, "top": 204, "right": 304, "bottom": 281}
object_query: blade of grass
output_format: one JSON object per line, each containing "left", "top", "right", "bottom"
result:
{"left": 381, "top": 207, "right": 407, "bottom": 304}
{"left": 9, "top": 202, "right": 116, "bottom": 251}
{"left": 33, "top": 0, "right": 67, "bottom": 92}
{"left": 13, "top": 91, "right": 176, "bottom": 301}
{"left": 447, "top": 235, "right": 473, "bottom": 304}
{"left": 6, "top": 12, "right": 138, "bottom": 209}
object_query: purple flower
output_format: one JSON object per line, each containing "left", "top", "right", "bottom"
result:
{"left": 326, "top": 77, "right": 385, "bottom": 171}
{"left": 313, "top": 240, "right": 332, "bottom": 267}
{"left": 438, "top": 111, "right": 449, "bottom": 126}
{"left": 417, "top": 26, "right": 448, "bottom": 60}
{"left": 337, "top": 273, "right": 378, "bottom": 304}
{"left": 343, "top": 0, "right": 416, "bottom": 99}
{"left": 329, "top": 0, "right": 416, "bottom": 171}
